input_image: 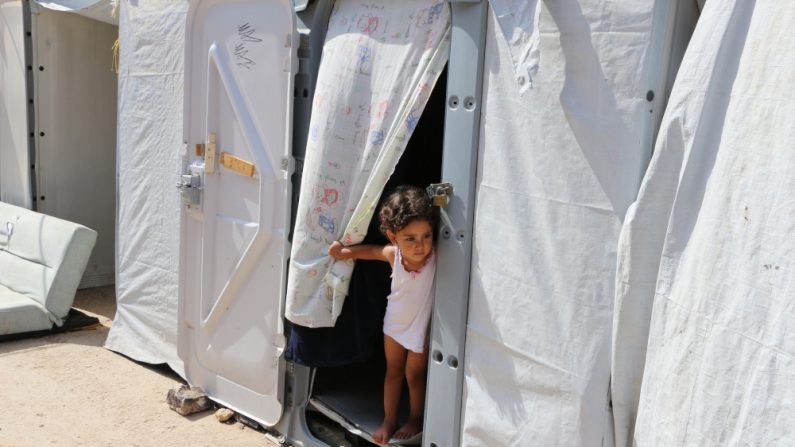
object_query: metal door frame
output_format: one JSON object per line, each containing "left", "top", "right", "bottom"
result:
{"left": 423, "top": 1, "right": 487, "bottom": 446}
{"left": 277, "top": 1, "right": 487, "bottom": 446}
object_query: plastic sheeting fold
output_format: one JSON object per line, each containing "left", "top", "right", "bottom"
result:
{"left": 33, "top": 0, "right": 118, "bottom": 25}
{"left": 489, "top": 0, "right": 541, "bottom": 93}
{"left": 616, "top": 1, "right": 795, "bottom": 445}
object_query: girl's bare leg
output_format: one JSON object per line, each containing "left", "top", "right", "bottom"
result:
{"left": 393, "top": 348, "right": 428, "bottom": 439}
{"left": 373, "top": 335, "right": 407, "bottom": 444}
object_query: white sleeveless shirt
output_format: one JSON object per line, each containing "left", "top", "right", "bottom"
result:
{"left": 383, "top": 248, "right": 436, "bottom": 353}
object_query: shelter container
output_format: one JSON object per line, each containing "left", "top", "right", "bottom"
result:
{"left": 6, "top": 0, "right": 790, "bottom": 446}
{"left": 175, "top": 1, "right": 697, "bottom": 446}
{"left": 0, "top": 0, "right": 118, "bottom": 288}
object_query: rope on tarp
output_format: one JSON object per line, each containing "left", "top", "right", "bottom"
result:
{"left": 112, "top": 38, "right": 119, "bottom": 73}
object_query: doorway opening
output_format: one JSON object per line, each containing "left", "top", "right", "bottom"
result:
{"left": 302, "top": 66, "right": 447, "bottom": 446}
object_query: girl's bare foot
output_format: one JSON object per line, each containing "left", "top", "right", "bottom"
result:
{"left": 372, "top": 420, "right": 397, "bottom": 445}
{"left": 392, "top": 418, "right": 422, "bottom": 440}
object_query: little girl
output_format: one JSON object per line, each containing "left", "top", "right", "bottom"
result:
{"left": 328, "top": 185, "right": 437, "bottom": 444}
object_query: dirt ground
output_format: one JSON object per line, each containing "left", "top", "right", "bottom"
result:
{"left": 0, "top": 286, "right": 280, "bottom": 447}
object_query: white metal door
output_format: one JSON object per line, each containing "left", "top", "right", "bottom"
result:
{"left": 0, "top": 0, "right": 33, "bottom": 208}
{"left": 179, "top": 0, "right": 295, "bottom": 426}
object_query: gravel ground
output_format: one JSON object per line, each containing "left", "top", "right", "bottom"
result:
{"left": 0, "top": 286, "right": 279, "bottom": 447}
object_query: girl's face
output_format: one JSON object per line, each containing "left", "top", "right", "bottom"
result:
{"left": 387, "top": 219, "right": 434, "bottom": 270}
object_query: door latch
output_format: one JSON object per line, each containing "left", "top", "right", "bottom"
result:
{"left": 427, "top": 182, "right": 457, "bottom": 238}
{"left": 178, "top": 171, "right": 202, "bottom": 206}
{"left": 427, "top": 182, "right": 453, "bottom": 207}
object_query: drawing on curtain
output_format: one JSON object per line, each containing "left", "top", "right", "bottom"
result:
{"left": 285, "top": 0, "right": 451, "bottom": 328}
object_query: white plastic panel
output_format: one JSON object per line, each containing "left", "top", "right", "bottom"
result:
{"left": 179, "top": 0, "right": 295, "bottom": 427}
{"left": 32, "top": 8, "right": 118, "bottom": 288}
{"left": 0, "top": 0, "right": 32, "bottom": 208}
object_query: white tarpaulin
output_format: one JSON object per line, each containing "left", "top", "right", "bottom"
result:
{"left": 33, "top": 0, "right": 118, "bottom": 25}
{"left": 461, "top": 0, "right": 682, "bottom": 444}
{"left": 616, "top": 1, "right": 795, "bottom": 445}
{"left": 285, "top": 0, "right": 450, "bottom": 328}
{"left": 104, "top": 0, "right": 188, "bottom": 374}
{"left": 489, "top": 0, "right": 541, "bottom": 94}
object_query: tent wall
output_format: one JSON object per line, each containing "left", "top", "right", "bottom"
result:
{"left": 617, "top": 1, "right": 795, "bottom": 445}
{"left": 97, "top": 1, "right": 795, "bottom": 445}
{"left": 460, "top": 0, "right": 695, "bottom": 444}
{"left": 104, "top": 0, "right": 188, "bottom": 373}
{"left": 0, "top": 0, "right": 33, "bottom": 208}
{"left": 30, "top": 7, "right": 117, "bottom": 288}
{"left": 609, "top": 1, "right": 699, "bottom": 444}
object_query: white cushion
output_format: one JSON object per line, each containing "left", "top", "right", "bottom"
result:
{"left": 0, "top": 201, "right": 97, "bottom": 334}
{"left": 0, "top": 283, "right": 53, "bottom": 334}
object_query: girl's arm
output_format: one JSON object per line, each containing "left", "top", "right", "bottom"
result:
{"left": 328, "top": 241, "right": 395, "bottom": 265}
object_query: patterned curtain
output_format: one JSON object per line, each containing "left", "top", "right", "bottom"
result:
{"left": 285, "top": 0, "right": 450, "bottom": 328}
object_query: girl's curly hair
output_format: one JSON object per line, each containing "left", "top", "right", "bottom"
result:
{"left": 378, "top": 185, "right": 438, "bottom": 236}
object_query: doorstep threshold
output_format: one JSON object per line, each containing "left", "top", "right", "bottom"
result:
{"left": 308, "top": 397, "right": 421, "bottom": 446}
